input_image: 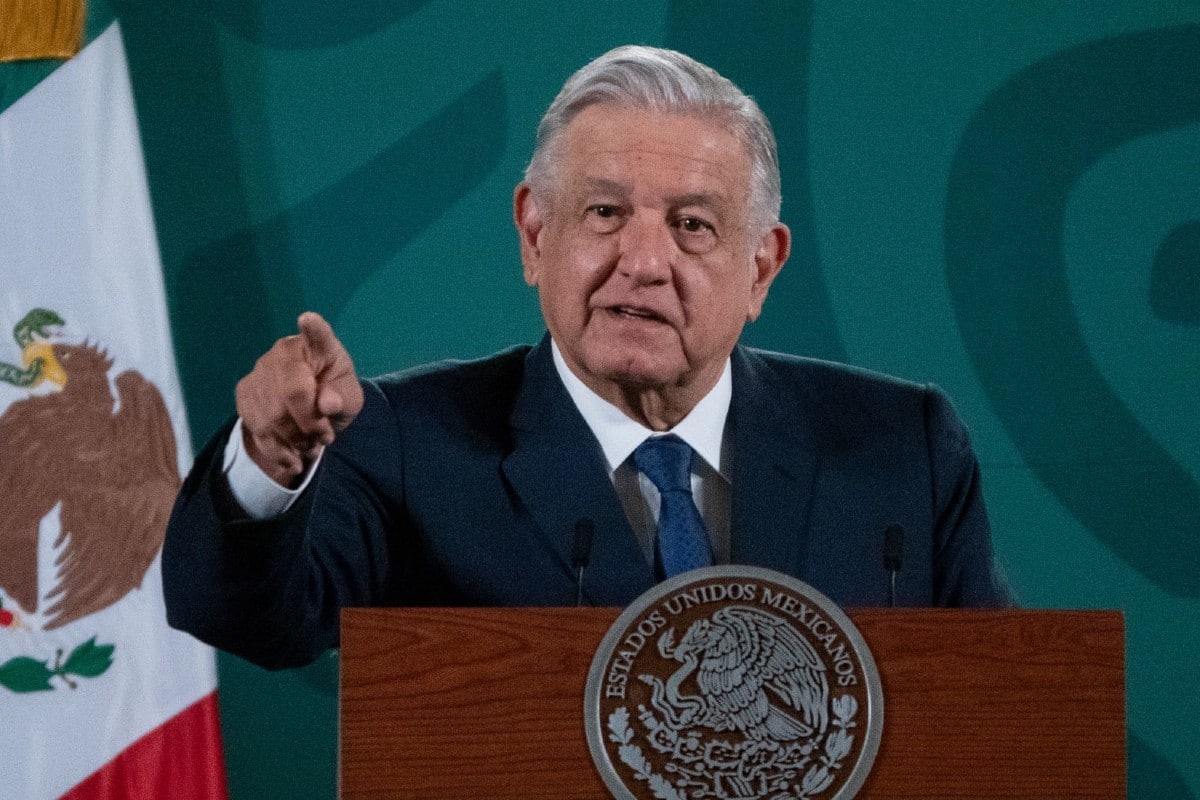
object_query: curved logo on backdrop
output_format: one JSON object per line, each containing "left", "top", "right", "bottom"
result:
{"left": 585, "top": 566, "right": 883, "bottom": 800}
{"left": 0, "top": 310, "right": 180, "bottom": 693}
{"left": 945, "top": 25, "right": 1200, "bottom": 598}
{"left": 173, "top": 71, "right": 507, "bottom": 444}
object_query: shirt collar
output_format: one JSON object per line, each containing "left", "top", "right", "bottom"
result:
{"left": 551, "top": 339, "right": 732, "bottom": 477}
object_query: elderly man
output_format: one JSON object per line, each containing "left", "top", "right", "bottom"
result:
{"left": 163, "top": 46, "right": 1011, "bottom": 670}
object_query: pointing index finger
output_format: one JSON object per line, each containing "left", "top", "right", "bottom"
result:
{"left": 297, "top": 312, "right": 342, "bottom": 373}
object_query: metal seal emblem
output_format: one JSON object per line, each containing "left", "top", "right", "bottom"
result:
{"left": 585, "top": 566, "right": 883, "bottom": 800}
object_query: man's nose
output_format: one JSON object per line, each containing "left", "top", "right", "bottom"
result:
{"left": 617, "top": 213, "right": 674, "bottom": 285}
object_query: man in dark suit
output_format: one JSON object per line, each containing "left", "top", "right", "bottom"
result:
{"left": 163, "top": 46, "right": 1011, "bottom": 670}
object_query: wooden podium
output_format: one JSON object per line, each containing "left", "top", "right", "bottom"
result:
{"left": 340, "top": 608, "right": 1125, "bottom": 799}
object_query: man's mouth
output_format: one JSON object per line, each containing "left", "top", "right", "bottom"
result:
{"left": 608, "top": 305, "right": 667, "bottom": 324}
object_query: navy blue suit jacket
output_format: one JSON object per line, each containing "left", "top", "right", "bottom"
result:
{"left": 163, "top": 337, "right": 1011, "bottom": 669}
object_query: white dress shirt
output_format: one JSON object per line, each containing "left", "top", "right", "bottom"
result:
{"left": 223, "top": 340, "right": 735, "bottom": 567}
{"left": 550, "top": 342, "right": 732, "bottom": 565}
{"left": 222, "top": 417, "right": 316, "bottom": 518}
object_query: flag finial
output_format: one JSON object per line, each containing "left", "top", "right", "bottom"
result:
{"left": 0, "top": 0, "right": 86, "bottom": 64}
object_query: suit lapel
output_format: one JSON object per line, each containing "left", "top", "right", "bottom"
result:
{"left": 727, "top": 347, "right": 820, "bottom": 577}
{"left": 500, "top": 339, "right": 654, "bottom": 605}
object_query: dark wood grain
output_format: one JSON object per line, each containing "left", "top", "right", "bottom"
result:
{"left": 340, "top": 608, "right": 1125, "bottom": 799}
{"left": 854, "top": 610, "right": 1125, "bottom": 799}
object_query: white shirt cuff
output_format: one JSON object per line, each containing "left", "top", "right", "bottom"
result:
{"left": 222, "top": 418, "right": 322, "bottom": 519}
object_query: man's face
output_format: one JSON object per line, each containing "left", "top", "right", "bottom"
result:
{"left": 515, "top": 105, "right": 790, "bottom": 411}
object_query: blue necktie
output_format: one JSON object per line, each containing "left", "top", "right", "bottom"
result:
{"left": 633, "top": 435, "right": 713, "bottom": 579}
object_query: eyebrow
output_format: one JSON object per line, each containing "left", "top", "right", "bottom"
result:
{"left": 580, "top": 177, "right": 630, "bottom": 197}
{"left": 665, "top": 192, "right": 730, "bottom": 215}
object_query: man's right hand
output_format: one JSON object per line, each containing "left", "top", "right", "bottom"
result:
{"left": 235, "top": 312, "right": 365, "bottom": 487}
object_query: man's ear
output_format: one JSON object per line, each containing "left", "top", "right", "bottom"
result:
{"left": 746, "top": 223, "right": 791, "bottom": 322}
{"left": 514, "top": 183, "right": 546, "bottom": 287}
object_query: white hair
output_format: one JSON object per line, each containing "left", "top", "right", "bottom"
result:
{"left": 524, "top": 45, "right": 781, "bottom": 229}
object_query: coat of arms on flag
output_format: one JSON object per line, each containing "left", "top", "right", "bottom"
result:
{"left": 0, "top": 308, "right": 178, "bottom": 631}
{"left": 0, "top": 306, "right": 182, "bottom": 694}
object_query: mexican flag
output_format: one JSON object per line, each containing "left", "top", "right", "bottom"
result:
{"left": 0, "top": 22, "right": 227, "bottom": 800}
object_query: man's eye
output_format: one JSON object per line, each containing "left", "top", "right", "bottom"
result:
{"left": 585, "top": 205, "right": 624, "bottom": 232}
{"left": 678, "top": 217, "right": 711, "bottom": 233}
{"left": 672, "top": 216, "right": 718, "bottom": 254}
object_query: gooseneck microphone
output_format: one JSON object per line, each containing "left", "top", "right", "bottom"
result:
{"left": 572, "top": 518, "right": 595, "bottom": 607}
{"left": 883, "top": 523, "right": 905, "bottom": 608}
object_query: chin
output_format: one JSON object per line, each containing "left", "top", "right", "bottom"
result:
{"left": 588, "top": 353, "right": 683, "bottom": 390}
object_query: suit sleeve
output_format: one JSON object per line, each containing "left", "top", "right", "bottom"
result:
{"left": 924, "top": 386, "right": 1016, "bottom": 607}
{"left": 162, "top": 380, "right": 402, "bottom": 669}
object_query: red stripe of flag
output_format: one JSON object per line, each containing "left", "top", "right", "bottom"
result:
{"left": 61, "top": 693, "right": 228, "bottom": 800}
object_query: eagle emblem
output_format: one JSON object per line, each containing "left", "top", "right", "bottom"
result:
{"left": 645, "top": 607, "right": 831, "bottom": 745}
{"left": 587, "top": 567, "right": 883, "bottom": 800}
{"left": 0, "top": 309, "right": 180, "bottom": 631}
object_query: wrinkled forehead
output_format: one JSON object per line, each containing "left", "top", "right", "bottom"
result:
{"left": 558, "top": 103, "right": 752, "bottom": 163}
{"left": 552, "top": 105, "right": 755, "bottom": 206}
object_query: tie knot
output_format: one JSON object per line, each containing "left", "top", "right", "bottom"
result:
{"left": 633, "top": 435, "right": 695, "bottom": 495}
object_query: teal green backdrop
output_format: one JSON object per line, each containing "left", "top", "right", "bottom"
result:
{"left": 4, "top": 3, "right": 1197, "bottom": 797}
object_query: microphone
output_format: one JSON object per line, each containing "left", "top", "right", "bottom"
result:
{"left": 883, "top": 523, "right": 904, "bottom": 608}
{"left": 572, "top": 518, "right": 595, "bottom": 607}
